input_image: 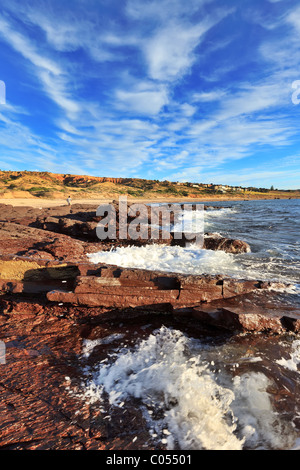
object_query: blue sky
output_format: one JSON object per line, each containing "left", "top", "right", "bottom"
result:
{"left": 0, "top": 0, "right": 300, "bottom": 189}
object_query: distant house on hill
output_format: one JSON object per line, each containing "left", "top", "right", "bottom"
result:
{"left": 212, "top": 184, "right": 228, "bottom": 192}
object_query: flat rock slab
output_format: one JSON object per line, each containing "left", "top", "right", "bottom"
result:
{"left": 174, "top": 289, "right": 300, "bottom": 333}
{"left": 47, "top": 264, "right": 262, "bottom": 308}
{"left": 0, "top": 252, "right": 298, "bottom": 334}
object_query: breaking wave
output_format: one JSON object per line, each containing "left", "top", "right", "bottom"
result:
{"left": 81, "top": 327, "right": 297, "bottom": 450}
{"left": 87, "top": 244, "right": 299, "bottom": 292}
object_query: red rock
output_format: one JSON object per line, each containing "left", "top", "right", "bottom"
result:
{"left": 0, "top": 203, "right": 253, "bottom": 254}
{"left": 46, "top": 267, "right": 262, "bottom": 308}
{"left": 203, "top": 237, "right": 251, "bottom": 253}
{"left": 173, "top": 289, "right": 300, "bottom": 333}
{"left": 41, "top": 238, "right": 85, "bottom": 260}
{"left": 188, "top": 306, "right": 285, "bottom": 333}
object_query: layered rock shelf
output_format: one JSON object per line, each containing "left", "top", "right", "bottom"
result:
{"left": 0, "top": 201, "right": 298, "bottom": 332}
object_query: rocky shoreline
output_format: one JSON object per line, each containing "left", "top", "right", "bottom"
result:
{"left": 0, "top": 201, "right": 299, "bottom": 450}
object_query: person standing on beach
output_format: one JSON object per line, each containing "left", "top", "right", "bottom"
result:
{"left": 67, "top": 195, "right": 72, "bottom": 206}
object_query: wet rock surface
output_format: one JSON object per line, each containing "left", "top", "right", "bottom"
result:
{"left": 0, "top": 295, "right": 159, "bottom": 450}
{"left": 0, "top": 202, "right": 251, "bottom": 253}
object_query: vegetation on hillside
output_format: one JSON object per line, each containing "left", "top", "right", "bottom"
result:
{"left": 0, "top": 170, "right": 299, "bottom": 199}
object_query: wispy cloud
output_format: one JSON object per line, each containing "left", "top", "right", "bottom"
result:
{"left": 192, "top": 90, "right": 227, "bottom": 102}
{"left": 115, "top": 82, "right": 169, "bottom": 115}
{"left": 0, "top": 16, "right": 81, "bottom": 119}
{"left": 142, "top": 20, "right": 214, "bottom": 82}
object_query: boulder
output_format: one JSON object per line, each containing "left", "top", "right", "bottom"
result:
{"left": 203, "top": 237, "right": 251, "bottom": 253}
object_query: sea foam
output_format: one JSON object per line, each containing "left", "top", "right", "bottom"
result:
{"left": 81, "top": 327, "right": 296, "bottom": 450}
{"left": 87, "top": 243, "right": 300, "bottom": 292}
{"left": 87, "top": 244, "right": 239, "bottom": 276}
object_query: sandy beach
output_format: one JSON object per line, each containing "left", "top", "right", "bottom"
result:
{"left": 0, "top": 194, "right": 298, "bottom": 207}
{"left": 0, "top": 198, "right": 111, "bottom": 207}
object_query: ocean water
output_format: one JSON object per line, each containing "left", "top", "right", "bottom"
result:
{"left": 88, "top": 199, "right": 300, "bottom": 290}
{"left": 203, "top": 199, "right": 300, "bottom": 288}
{"left": 80, "top": 199, "right": 300, "bottom": 450}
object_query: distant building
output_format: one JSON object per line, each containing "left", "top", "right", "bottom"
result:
{"left": 211, "top": 184, "right": 231, "bottom": 193}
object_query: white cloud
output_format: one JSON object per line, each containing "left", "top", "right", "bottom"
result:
{"left": 142, "top": 21, "right": 212, "bottom": 81}
{"left": 192, "top": 90, "right": 227, "bottom": 102}
{"left": 0, "top": 16, "right": 81, "bottom": 119}
{"left": 115, "top": 83, "right": 169, "bottom": 114}
{"left": 199, "top": 168, "right": 300, "bottom": 189}
{"left": 0, "top": 105, "right": 59, "bottom": 170}
{"left": 180, "top": 103, "right": 197, "bottom": 116}
{"left": 286, "top": 5, "right": 300, "bottom": 33}
{"left": 126, "top": 0, "right": 232, "bottom": 83}
{"left": 56, "top": 120, "right": 83, "bottom": 135}
{"left": 38, "top": 70, "right": 81, "bottom": 117}
{"left": 23, "top": 8, "right": 122, "bottom": 62}
{"left": 0, "top": 17, "right": 61, "bottom": 75}
{"left": 126, "top": 0, "right": 213, "bottom": 21}
{"left": 216, "top": 82, "right": 287, "bottom": 121}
